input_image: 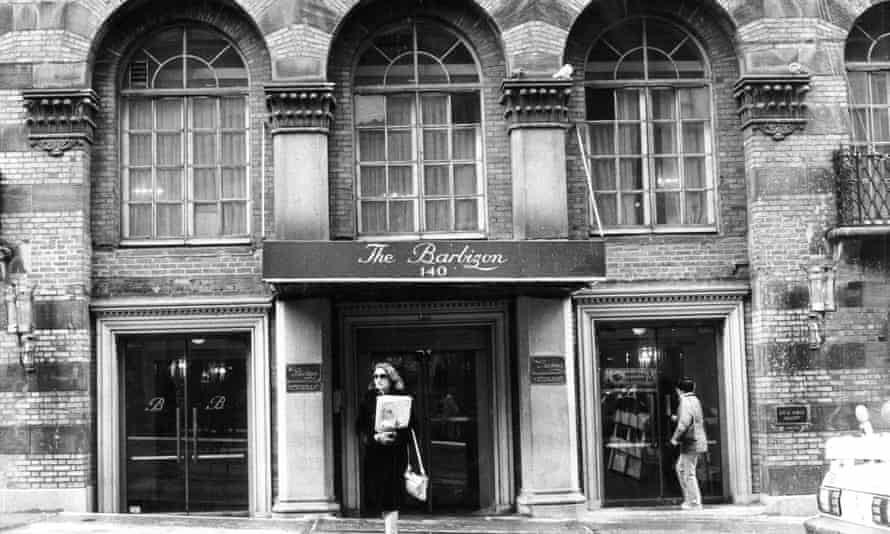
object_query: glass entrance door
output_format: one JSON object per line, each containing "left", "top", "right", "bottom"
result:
{"left": 122, "top": 333, "right": 250, "bottom": 514}
{"left": 356, "top": 326, "right": 494, "bottom": 514}
{"left": 596, "top": 321, "right": 724, "bottom": 505}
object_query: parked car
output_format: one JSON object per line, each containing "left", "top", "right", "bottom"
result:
{"left": 805, "top": 403, "right": 890, "bottom": 533}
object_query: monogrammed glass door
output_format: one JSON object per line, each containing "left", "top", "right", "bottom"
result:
{"left": 121, "top": 334, "right": 249, "bottom": 515}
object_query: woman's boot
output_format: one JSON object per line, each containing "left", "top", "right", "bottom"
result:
{"left": 383, "top": 510, "right": 399, "bottom": 534}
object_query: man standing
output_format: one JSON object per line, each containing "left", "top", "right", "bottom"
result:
{"left": 670, "top": 376, "right": 708, "bottom": 510}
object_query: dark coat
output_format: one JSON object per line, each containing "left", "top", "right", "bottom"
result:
{"left": 356, "top": 389, "right": 412, "bottom": 515}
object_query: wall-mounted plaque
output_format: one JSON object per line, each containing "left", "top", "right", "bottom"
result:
{"left": 776, "top": 405, "right": 810, "bottom": 427}
{"left": 286, "top": 363, "right": 322, "bottom": 393}
{"left": 530, "top": 356, "right": 566, "bottom": 385}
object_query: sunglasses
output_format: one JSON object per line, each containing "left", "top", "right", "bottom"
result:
{"left": 373, "top": 373, "right": 388, "bottom": 379}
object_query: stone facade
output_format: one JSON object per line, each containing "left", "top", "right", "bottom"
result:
{"left": 0, "top": 0, "right": 888, "bottom": 515}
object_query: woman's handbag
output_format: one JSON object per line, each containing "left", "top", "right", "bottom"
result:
{"left": 404, "top": 429, "right": 429, "bottom": 501}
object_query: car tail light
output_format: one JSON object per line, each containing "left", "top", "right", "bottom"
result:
{"left": 819, "top": 487, "right": 842, "bottom": 516}
{"left": 873, "top": 495, "right": 890, "bottom": 526}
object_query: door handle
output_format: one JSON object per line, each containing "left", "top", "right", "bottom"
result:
{"left": 176, "top": 407, "right": 181, "bottom": 463}
{"left": 192, "top": 407, "right": 198, "bottom": 463}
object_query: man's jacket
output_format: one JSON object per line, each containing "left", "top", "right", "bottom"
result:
{"left": 672, "top": 392, "right": 708, "bottom": 453}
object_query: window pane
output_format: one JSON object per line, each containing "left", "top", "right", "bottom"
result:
{"left": 873, "top": 109, "right": 890, "bottom": 142}
{"left": 454, "top": 199, "right": 478, "bottom": 231}
{"left": 194, "top": 169, "right": 217, "bottom": 201}
{"left": 129, "top": 170, "right": 153, "bottom": 201}
{"left": 451, "top": 93, "right": 480, "bottom": 124}
{"left": 443, "top": 43, "right": 479, "bottom": 83}
{"left": 871, "top": 72, "right": 888, "bottom": 105}
{"left": 156, "top": 99, "right": 182, "bottom": 129}
{"left": 157, "top": 169, "right": 182, "bottom": 201}
{"left": 424, "top": 165, "right": 450, "bottom": 195}
{"left": 360, "top": 166, "right": 386, "bottom": 196}
{"left": 656, "top": 192, "right": 681, "bottom": 224}
{"left": 215, "top": 49, "right": 248, "bottom": 87}
{"left": 157, "top": 204, "right": 183, "bottom": 237}
{"left": 129, "top": 205, "right": 152, "bottom": 237}
{"left": 192, "top": 98, "right": 217, "bottom": 129}
{"left": 418, "top": 53, "right": 448, "bottom": 84}
{"left": 588, "top": 124, "right": 614, "bottom": 155}
{"left": 389, "top": 166, "right": 413, "bottom": 195}
{"left": 355, "top": 47, "right": 388, "bottom": 85}
{"left": 596, "top": 193, "right": 617, "bottom": 226}
{"left": 389, "top": 200, "right": 414, "bottom": 232}
{"left": 685, "top": 192, "right": 706, "bottom": 224}
{"left": 361, "top": 201, "right": 386, "bottom": 233}
{"left": 194, "top": 133, "right": 216, "bottom": 165}
{"left": 621, "top": 193, "right": 644, "bottom": 225}
{"left": 616, "top": 49, "right": 645, "bottom": 79}
{"left": 592, "top": 159, "right": 616, "bottom": 190}
{"left": 618, "top": 124, "right": 640, "bottom": 153}
{"left": 194, "top": 203, "right": 218, "bottom": 236}
{"left": 423, "top": 130, "right": 448, "bottom": 160}
{"left": 679, "top": 88, "right": 709, "bottom": 119}
{"left": 386, "top": 56, "right": 414, "bottom": 85}
{"left": 222, "top": 168, "right": 246, "bottom": 198}
{"left": 222, "top": 202, "right": 247, "bottom": 235}
{"left": 186, "top": 57, "right": 216, "bottom": 89}
{"left": 653, "top": 123, "right": 676, "bottom": 154}
{"left": 130, "top": 134, "right": 152, "bottom": 165}
{"left": 453, "top": 129, "right": 475, "bottom": 159}
{"left": 654, "top": 158, "right": 679, "bottom": 189}
{"left": 157, "top": 134, "right": 181, "bottom": 165}
{"left": 359, "top": 130, "right": 385, "bottom": 161}
{"left": 682, "top": 122, "right": 706, "bottom": 153}
{"left": 619, "top": 158, "right": 642, "bottom": 189}
{"left": 651, "top": 90, "right": 676, "bottom": 120}
{"left": 647, "top": 49, "right": 677, "bottom": 79}
{"left": 129, "top": 100, "right": 152, "bottom": 130}
{"left": 222, "top": 133, "right": 245, "bottom": 164}
{"left": 684, "top": 157, "right": 707, "bottom": 188}
{"left": 425, "top": 200, "right": 451, "bottom": 231}
{"left": 675, "top": 40, "right": 706, "bottom": 78}
{"left": 220, "top": 98, "right": 244, "bottom": 129}
{"left": 388, "top": 131, "right": 412, "bottom": 161}
{"left": 848, "top": 72, "right": 868, "bottom": 105}
{"left": 616, "top": 90, "right": 640, "bottom": 120}
{"left": 586, "top": 88, "right": 615, "bottom": 120}
{"left": 356, "top": 95, "right": 386, "bottom": 127}
{"left": 454, "top": 165, "right": 477, "bottom": 195}
{"left": 852, "top": 109, "right": 868, "bottom": 142}
{"left": 155, "top": 58, "right": 185, "bottom": 89}
{"left": 422, "top": 95, "right": 448, "bottom": 125}
{"left": 387, "top": 95, "right": 413, "bottom": 126}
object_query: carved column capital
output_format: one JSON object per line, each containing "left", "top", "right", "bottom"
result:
{"left": 265, "top": 82, "right": 335, "bottom": 134}
{"left": 500, "top": 79, "right": 572, "bottom": 130}
{"left": 22, "top": 88, "right": 98, "bottom": 156}
{"left": 733, "top": 74, "right": 811, "bottom": 141}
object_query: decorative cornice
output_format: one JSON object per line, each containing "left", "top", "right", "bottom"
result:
{"left": 573, "top": 281, "right": 750, "bottom": 307}
{"left": 91, "top": 295, "right": 273, "bottom": 318}
{"left": 22, "top": 88, "right": 99, "bottom": 156}
{"left": 733, "top": 74, "right": 811, "bottom": 141}
{"left": 500, "top": 78, "right": 572, "bottom": 129}
{"left": 337, "top": 299, "right": 508, "bottom": 316}
{"left": 265, "top": 82, "right": 335, "bottom": 134}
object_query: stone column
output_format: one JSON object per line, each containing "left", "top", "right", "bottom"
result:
{"left": 265, "top": 82, "right": 334, "bottom": 240}
{"left": 265, "top": 83, "right": 338, "bottom": 513}
{"left": 514, "top": 296, "right": 585, "bottom": 517}
{"left": 501, "top": 79, "right": 572, "bottom": 239}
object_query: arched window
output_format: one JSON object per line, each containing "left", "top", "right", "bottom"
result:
{"left": 353, "top": 20, "right": 485, "bottom": 236}
{"left": 121, "top": 26, "right": 250, "bottom": 243}
{"left": 846, "top": 5, "right": 890, "bottom": 152}
{"left": 583, "top": 17, "right": 714, "bottom": 231}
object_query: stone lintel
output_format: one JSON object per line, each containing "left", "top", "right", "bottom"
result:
{"left": 265, "top": 81, "right": 335, "bottom": 135}
{"left": 500, "top": 78, "right": 572, "bottom": 130}
{"left": 22, "top": 88, "right": 98, "bottom": 156}
{"left": 733, "top": 74, "right": 811, "bottom": 141}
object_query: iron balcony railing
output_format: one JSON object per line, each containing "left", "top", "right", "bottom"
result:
{"left": 834, "top": 149, "right": 890, "bottom": 226}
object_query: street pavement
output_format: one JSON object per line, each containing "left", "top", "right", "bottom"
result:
{"left": 0, "top": 506, "right": 808, "bottom": 534}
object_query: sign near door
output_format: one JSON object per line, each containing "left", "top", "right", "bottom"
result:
{"left": 286, "top": 363, "right": 322, "bottom": 392}
{"left": 530, "top": 356, "right": 566, "bottom": 385}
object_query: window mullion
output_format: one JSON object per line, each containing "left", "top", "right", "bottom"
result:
{"left": 676, "top": 90, "right": 686, "bottom": 225}
{"left": 640, "top": 89, "right": 653, "bottom": 227}
{"left": 185, "top": 96, "right": 192, "bottom": 239}
{"left": 152, "top": 99, "right": 159, "bottom": 239}
{"left": 415, "top": 92, "right": 423, "bottom": 233}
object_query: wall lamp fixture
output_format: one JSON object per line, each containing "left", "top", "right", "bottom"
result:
{"left": 0, "top": 243, "right": 37, "bottom": 373}
{"left": 807, "top": 260, "right": 836, "bottom": 350}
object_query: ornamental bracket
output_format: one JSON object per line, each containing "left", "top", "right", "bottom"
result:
{"left": 22, "top": 88, "right": 99, "bottom": 156}
{"left": 265, "top": 82, "right": 335, "bottom": 135}
{"left": 733, "top": 74, "right": 811, "bottom": 141}
{"left": 500, "top": 78, "right": 572, "bottom": 130}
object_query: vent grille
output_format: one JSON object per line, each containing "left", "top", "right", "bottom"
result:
{"left": 129, "top": 61, "right": 148, "bottom": 88}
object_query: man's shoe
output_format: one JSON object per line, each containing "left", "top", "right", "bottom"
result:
{"left": 680, "top": 502, "right": 703, "bottom": 511}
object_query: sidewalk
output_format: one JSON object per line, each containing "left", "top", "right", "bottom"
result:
{"left": 0, "top": 505, "right": 808, "bottom": 534}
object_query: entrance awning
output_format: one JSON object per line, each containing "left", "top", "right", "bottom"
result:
{"left": 263, "top": 240, "right": 605, "bottom": 284}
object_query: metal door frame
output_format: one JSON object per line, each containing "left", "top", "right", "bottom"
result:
{"left": 338, "top": 300, "right": 513, "bottom": 515}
